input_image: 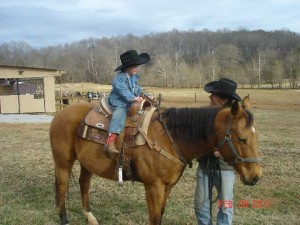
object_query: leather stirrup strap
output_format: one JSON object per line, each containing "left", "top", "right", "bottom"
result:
{"left": 137, "top": 127, "right": 185, "bottom": 166}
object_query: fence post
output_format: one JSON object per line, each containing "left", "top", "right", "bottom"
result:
{"left": 158, "top": 93, "right": 162, "bottom": 108}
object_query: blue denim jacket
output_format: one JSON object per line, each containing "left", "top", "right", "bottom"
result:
{"left": 108, "top": 72, "right": 142, "bottom": 109}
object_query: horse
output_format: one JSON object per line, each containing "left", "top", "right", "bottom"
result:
{"left": 50, "top": 96, "right": 262, "bottom": 225}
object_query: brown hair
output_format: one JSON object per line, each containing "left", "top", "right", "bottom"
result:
{"left": 213, "top": 92, "right": 234, "bottom": 107}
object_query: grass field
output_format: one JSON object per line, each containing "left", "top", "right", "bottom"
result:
{"left": 1, "top": 85, "right": 300, "bottom": 225}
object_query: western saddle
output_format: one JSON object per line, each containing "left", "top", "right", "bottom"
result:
{"left": 77, "top": 96, "right": 156, "bottom": 148}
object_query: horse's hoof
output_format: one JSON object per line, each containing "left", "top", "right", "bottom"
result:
{"left": 84, "top": 211, "right": 100, "bottom": 225}
{"left": 88, "top": 219, "right": 100, "bottom": 225}
{"left": 60, "top": 218, "right": 70, "bottom": 225}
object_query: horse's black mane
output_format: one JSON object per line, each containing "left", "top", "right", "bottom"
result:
{"left": 163, "top": 107, "right": 255, "bottom": 144}
{"left": 163, "top": 107, "right": 219, "bottom": 144}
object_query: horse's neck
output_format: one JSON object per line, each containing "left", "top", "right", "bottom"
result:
{"left": 168, "top": 107, "right": 231, "bottom": 162}
{"left": 174, "top": 137, "right": 217, "bottom": 163}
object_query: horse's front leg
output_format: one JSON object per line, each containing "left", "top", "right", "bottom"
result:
{"left": 79, "top": 166, "right": 100, "bottom": 225}
{"left": 160, "top": 187, "right": 172, "bottom": 217}
{"left": 144, "top": 181, "right": 169, "bottom": 225}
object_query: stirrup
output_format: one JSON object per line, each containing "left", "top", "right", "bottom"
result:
{"left": 118, "top": 167, "right": 123, "bottom": 187}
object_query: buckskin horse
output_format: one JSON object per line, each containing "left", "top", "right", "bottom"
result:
{"left": 50, "top": 96, "right": 262, "bottom": 225}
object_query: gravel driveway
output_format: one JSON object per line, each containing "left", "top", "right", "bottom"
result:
{"left": 0, "top": 114, "right": 54, "bottom": 123}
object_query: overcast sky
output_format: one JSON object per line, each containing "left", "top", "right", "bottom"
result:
{"left": 1, "top": 0, "right": 299, "bottom": 48}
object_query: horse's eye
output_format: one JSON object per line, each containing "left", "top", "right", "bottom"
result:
{"left": 238, "top": 137, "right": 247, "bottom": 144}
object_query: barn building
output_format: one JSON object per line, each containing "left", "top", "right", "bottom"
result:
{"left": 0, "top": 65, "right": 66, "bottom": 114}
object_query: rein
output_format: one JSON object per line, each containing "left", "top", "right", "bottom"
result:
{"left": 138, "top": 105, "right": 189, "bottom": 167}
{"left": 157, "top": 107, "right": 190, "bottom": 166}
{"left": 217, "top": 122, "right": 262, "bottom": 165}
{"left": 138, "top": 127, "right": 185, "bottom": 166}
{"left": 208, "top": 156, "right": 221, "bottom": 222}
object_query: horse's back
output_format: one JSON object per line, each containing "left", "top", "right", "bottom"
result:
{"left": 50, "top": 103, "right": 93, "bottom": 162}
{"left": 52, "top": 102, "right": 92, "bottom": 126}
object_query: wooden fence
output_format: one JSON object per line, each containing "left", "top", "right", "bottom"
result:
{"left": 55, "top": 92, "right": 203, "bottom": 112}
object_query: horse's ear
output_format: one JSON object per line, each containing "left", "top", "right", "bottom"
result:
{"left": 241, "top": 94, "right": 251, "bottom": 110}
{"left": 231, "top": 100, "right": 242, "bottom": 117}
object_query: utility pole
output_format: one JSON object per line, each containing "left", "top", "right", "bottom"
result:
{"left": 115, "top": 48, "right": 118, "bottom": 70}
{"left": 212, "top": 50, "right": 215, "bottom": 81}
{"left": 258, "top": 51, "right": 261, "bottom": 88}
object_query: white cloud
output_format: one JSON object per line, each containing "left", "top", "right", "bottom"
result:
{"left": 0, "top": 0, "right": 299, "bottom": 47}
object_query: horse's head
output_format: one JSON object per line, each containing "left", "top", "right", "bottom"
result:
{"left": 215, "top": 96, "right": 262, "bottom": 185}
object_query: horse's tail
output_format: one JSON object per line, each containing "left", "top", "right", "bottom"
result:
{"left": 54, "top": 172, "right": 59, "bottom": 207}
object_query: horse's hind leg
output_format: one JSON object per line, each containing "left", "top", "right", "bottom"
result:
{"left": 55, "top": 160, "right": 75, "bottom": 225}
{"left": 79, "top": 165, "right": 100, "bottom": 225}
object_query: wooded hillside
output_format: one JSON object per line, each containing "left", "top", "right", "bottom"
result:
{"left": 1, "top": 29, "right": 299, "bottom": 88}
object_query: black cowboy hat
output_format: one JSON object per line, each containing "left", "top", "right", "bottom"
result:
{"left": 204, "top": 78, "right": 241, "bottom": 101}
{"left": 114, "top": 50, "right": 150, "bottom": 72}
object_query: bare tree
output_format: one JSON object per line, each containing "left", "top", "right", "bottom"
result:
{"left": 151, "top": 54, "right": 172, "bottom": 87}
{"left": 286, "top": 48, "right": 300, "bottom": 88}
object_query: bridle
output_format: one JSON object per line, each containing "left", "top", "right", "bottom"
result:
{"left": 217, "top": 127, "right": 262, "bottom": 165}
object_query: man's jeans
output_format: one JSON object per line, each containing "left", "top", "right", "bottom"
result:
{"left": 194, "top": 164, "right": 235, "bottom": 225}
{"left": 108, "top": 105, "right": 127, "bottom": 134}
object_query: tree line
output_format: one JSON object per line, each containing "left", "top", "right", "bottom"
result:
{"left": 0, "top": 29, "right": 300, "bottom": 88}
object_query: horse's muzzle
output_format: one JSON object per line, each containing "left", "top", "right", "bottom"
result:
{"left": 240, "top": 174, "right": 261, "bottom": 186}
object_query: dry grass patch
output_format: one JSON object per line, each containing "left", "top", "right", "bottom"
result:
{"left": 1, "top": 88, "right": 299, "bottom": 225}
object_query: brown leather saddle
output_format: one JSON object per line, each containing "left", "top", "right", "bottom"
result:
{"left": 77, "top": 96, "right": 155, "bottom": 148}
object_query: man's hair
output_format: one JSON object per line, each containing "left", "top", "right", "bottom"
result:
{"left": 214, "top": 92, "right": 234, "bottom": 107}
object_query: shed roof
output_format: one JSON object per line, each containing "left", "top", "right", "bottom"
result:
{"left": 0, "top": 64, "right": 66, "bottom": 79}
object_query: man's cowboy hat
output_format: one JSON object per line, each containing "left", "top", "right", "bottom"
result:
{"left": 204, "top": 78, "right": 241, "bottom": 101}
{"left": 114, "top": 50, "right": 150, "bottom": 72}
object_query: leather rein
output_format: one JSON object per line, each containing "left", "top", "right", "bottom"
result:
{"left": 137, "top": 106, "right": 189, "bottom": 167}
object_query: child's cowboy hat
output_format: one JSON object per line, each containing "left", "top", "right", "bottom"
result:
{"left": 114, "top": 50, "right": 150, "bottom": 72}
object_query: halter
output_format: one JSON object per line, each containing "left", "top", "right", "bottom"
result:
{"left": 217, "top": 128, "right": 262, "bottom": 165}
